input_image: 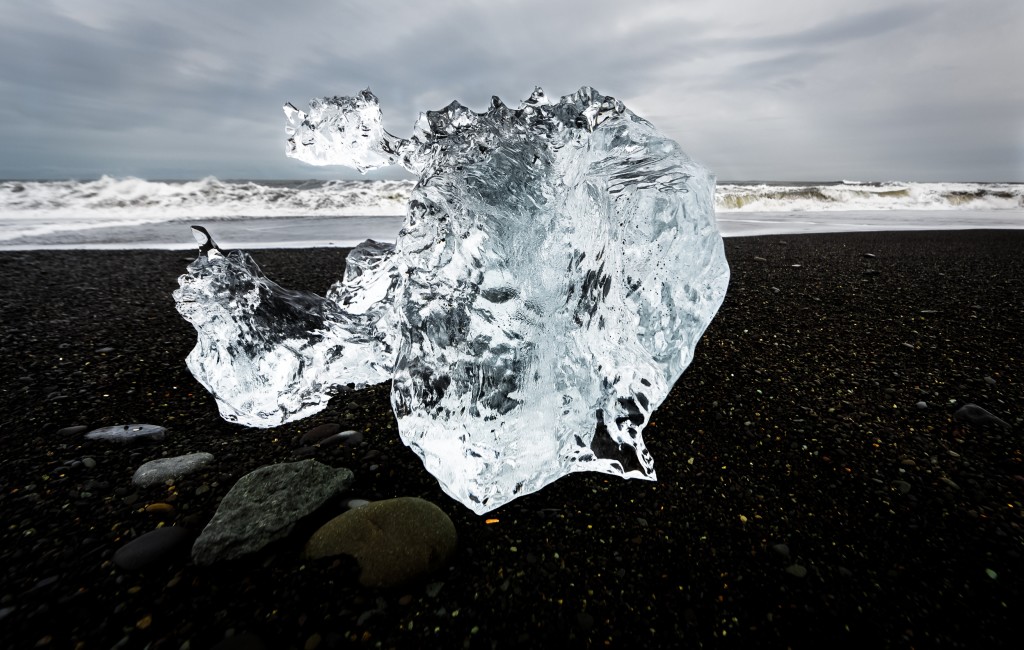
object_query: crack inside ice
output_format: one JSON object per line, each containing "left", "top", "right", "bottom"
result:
{"left": 174, "top": 86, "right": 730, "bottom": 514}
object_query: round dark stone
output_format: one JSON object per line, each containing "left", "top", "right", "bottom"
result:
{"left": 113, "top": 527, "right": 191, "bottom": 571}
{"left": 301, "top": 423, "right": 342, "bottom": 445}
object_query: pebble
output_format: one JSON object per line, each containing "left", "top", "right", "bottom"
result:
{"left": 983, "top": 376, "right": 996, "bottom": 385}
{"left": 113, "top": 527, "right": 192, "bottom": 571}
{"left": 345, "top": 498, "right": 371, "bottom": 510}
{"left": 771, "top": 543, "right": 790, "bottom": 558}
{"left": 305, "top": 497, "right": 457, "bottom": 587}
{"left": 292, "top": 446, "right": 317, "bottom": 459}
{"left": 85, "top": 424, "right": 167, "bottom": 443}
{"left": 915, "top": 401, "right": 928, "bottom": 410}
{"left": 785, "top": 564, "right": 808, "bottom": 578}
{"left": 300, "top": 423, "right": 341, "bottom": 445}
{"left": 426, "top": 581, "right": 444, "bottom": 597}
{"left": 82, "top": 457, "right": 97, "bottom": 469}
{"left": 892, "top": 480, "right": 912, "bottom": 494}
{"left": 753, "top": 256, "right": 767, "bottom": 262}
{"left": 133, "top": 452, "right": 214, "bottom": 487}
{"left": 954, "top": 404, "right": 1010, "bottom": 429}
{"left": 56, "top": 425, "right": 90, "bottom": 437}
{"left": 318, "top": 430, "right": 363, "bottom": 447}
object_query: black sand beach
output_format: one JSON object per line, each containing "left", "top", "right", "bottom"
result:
{"left": 1, "top": 230, "right": 1022, "bottom": 649}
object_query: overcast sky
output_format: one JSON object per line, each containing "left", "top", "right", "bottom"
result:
{"left": 1, "top": 0, "right": 1021, "bottom": 182}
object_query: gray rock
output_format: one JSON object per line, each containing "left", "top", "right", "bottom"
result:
{"left": 81, "top": 457, "right": 97, "bottom": 469}
{"left": 192, "top": 460, "right": 353, "bottom": 565}
{"left": 113, "top": 527, "right": 192, "bottom": 571}
{"left": 304, "top": 496, "right": 457, "bottom": 587}
{"left": 771, "top": 543, "right": 790, "bottom": 558}
{"left": 915, "top": 401, "right": 928, "bottom": 410}
{"left": 954, "top": 404, "right": 1010, "bottom": 429}
{"left": 133, "top": 452, "right": 214, "bottom": 487}
{"left": 892, "top": 480, "right": 912, "bottom": 494}
{"left": 85, "top": 424, "right": 167, "bottom": 443}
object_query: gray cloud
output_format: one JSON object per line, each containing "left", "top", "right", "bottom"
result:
{"left": 0, "top": 0, "right": 1020, "bottom": 181}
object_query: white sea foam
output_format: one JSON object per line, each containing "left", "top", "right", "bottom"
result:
{"left": 716, "top": 181, "right": 1024, "bottom": 212}
{"left": 1, "top": 176, "right": 1021, "bottom": 246}
{"left": 0, "top": 176, "right": 412, "bottom": 242}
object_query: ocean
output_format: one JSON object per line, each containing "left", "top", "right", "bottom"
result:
{"left": 1, "top": 176, "right": 1021, "bottom": 250}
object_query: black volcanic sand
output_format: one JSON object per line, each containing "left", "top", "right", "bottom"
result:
{"left": 1, "top": 231, "right": 1022, "bottom": 649}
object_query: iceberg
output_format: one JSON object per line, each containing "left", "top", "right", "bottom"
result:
{"left": 175, "top": 86, "right": 729, "bottom": 514}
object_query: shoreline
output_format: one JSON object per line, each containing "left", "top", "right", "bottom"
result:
{"left": 1, "top": 230, "right": 1022, "bottom": 648}
{"left": 2, "top": 209, "right": 1023, "bottom": 251}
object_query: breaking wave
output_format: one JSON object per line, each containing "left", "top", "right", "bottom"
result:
{"left": 0, "top": 176, "right": 413, "bottom": 242}
{"left": 1, "top": 176, "right": 1021, "bottom": 242}
{"left": 0, "top": 175, "right": 413, "bottom": 218}
{"left": 716, "top": 181, "right": 1024, "bottom": 211}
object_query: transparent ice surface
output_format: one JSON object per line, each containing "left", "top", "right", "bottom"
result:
{"left": 177, "top": 87, "right": 729, "bottom": 513}
{"left": 173, "top": 227, "right": 396, "bottom": 426}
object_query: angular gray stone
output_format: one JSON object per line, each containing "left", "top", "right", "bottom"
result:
{"left": 133, "top": 452, "right": 215, "bottom": 487}
{"left": 192, "top": 460, "right": 353, "bottom": 565}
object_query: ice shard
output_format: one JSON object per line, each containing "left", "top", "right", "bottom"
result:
{"left": 173, "top": 227, "right": 397, "bottom": 426}
{"left": 177, "top": 87, "right": 729, "bottom": 514}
